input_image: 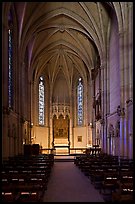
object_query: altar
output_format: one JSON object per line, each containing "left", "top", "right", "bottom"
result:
{"left": 53, "top": 139, "right": 70, "bottom": 155}
{"left": 54, "top": 145, "right": 70, "bottom": 155}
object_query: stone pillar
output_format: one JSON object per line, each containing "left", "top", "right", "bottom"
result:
{"left": 119, "top": 114, "right": 125, "bottom": 157}
{"left": 91, "top": 125, "right": 95, "bottom": 146}
{"left": 128, "top": 5, "right": 133, "bottom": 158}
{"left": 70, "top": 91, "right": 73, "bottom": 147}
{"left": 128, "top": 4, "right": 133, "bottom": 100}
{"left": 126, "top": 5, "right": 133, "bottom": 158}
{"left": 122, "top": 14, "right": 131, "bottom": 158}
{"left": 49, "top": 116, "right": 53, "bottom": 149}
{"left": 118, "top": 27, "right": 126, "bottom": 158}
{"left": 124, "top": 106, "right": 128, "bottom": 157}
{"left": 100, "top": 62, "right": 107, "bottom": 153}
{"left": 126, "top": 100, "right": 133, "bottom": 159}
{"left": 49, "top": 92, "right": 53, "bottom": 148}
{"left": 90, "top": 78, "right": 95, "bottom": 146}
{"left": 31, "top": 81, "right": 35, "bottom": 140}
{"left": 29, "top": 82, "right": 32, "bottom": 144}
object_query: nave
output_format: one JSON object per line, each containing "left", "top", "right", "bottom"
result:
{"left": 2, "top": 2, "right": 133, "bottom": 202}
{"left": 43, "top": 161, "right": 104, "bottom": 202}
{"left": 2, "top": 152, "right": 133, "bottom": 202}
{"left": 2, "top": 154, "right": 104, "bottom": 202}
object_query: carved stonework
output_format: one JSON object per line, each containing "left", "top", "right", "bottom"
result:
{"left": 52, "top": 103, "right": 70, "bottom": 119}
{"left": 117, "top": 105, "right": 125, "bottom": 117}
{"left": 59, "top": 25, "right": 65, "bottom": 32}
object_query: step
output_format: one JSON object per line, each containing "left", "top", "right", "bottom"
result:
{"left": 54, "top": 155, "right": 75, "bottom": 162}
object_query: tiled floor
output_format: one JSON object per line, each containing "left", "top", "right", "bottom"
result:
{"left": 43, "top": 162, "right": 105, "bottom": 202}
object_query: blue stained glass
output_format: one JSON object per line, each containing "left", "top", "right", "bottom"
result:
{"left": 77, "top": 78, "right": 83, "bottom": 125}
{"left": 39, "top": 76, "right": 44, "bottom": 125}
{"left": 8, "top": 29, "right": 13, "bottom": 108}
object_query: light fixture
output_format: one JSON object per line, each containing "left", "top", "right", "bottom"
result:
{"left": 90, "top": 122, "right": 93, "bottom": 128}
{"left": 30, "top": 122, "right": 33, "bottom": 128}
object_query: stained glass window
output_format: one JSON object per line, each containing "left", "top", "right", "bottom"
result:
{"left": 77, "top": 77, "right": 83, "bottom": 125}
{"left": 8, "top": 28, "right": 13, "bottom": 108}
{"left": 39, "top": 76, "right": 44, "bottom": 125}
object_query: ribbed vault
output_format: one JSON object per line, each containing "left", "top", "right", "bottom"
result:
{"left": 11, "top": 2, "right": 115, "bottom": 85}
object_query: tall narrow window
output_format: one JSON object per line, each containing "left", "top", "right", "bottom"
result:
{"left": 39, "top": 76, "right": 44, "bottom": 125}
{"left": 8, "top": 28, "right": 13, "bottom": 108}
{"left": 77, "top": 77, "right": 83, "bottom": 125}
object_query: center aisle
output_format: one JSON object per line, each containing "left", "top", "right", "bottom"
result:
{"left": 43, "top": 162, "right": 105, "bottom": 202}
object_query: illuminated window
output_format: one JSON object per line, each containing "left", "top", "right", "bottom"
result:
{"left": 39, "top": 76, "right": 44, "bottom": 125}
{"left": 8, "top": 27, "right": 13, "bottom": 108}
{"left": 77, "top": 77, "right": 83, "bottom": 125}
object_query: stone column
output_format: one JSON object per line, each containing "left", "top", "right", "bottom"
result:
{"left": 70, "top": 91, "right": 73, "bottom": 147}
{"left": 31, "top": 81, "right": 36, "bottom": 139}
{"left": 128, "top": 4, "right": 133, "bottom": 100}
{"left": 118, "top": 28, "right": 126, "bottom": 158}
{"left": 49, "top": 89, "right": 53, "bottom": 148}
{"left": 118, "top": 18, "right": 132, "bottom": 158}
{"left": 127, "top": 4, "right": 133, "bottom": 158}
{"left": 125, "top": 5, "right": 133, "bottom": 158}
{"left": 126, "top": 100, "right": 133, "bottom": 159}
{"left": 90, "top": 78, "right": 95, "bottom": 146}
{"left": 100, "top": 61, "right": 107, "bottom": 153}
{"left": 124, "top": 106, "right": 128, "bottom": 157}
{"left": 29, "top": 81, "right": 32, "bottom": 144}
{"left": 91, "top": 125, "right": 95, "bottom": 146}
{"left": 123, "top": 14, "right": 131, "bottom": 158}
{"left": 2, "top": 24, "right": 10, "bottom": 159}
{"left": 119, "top": 114, "right": 125, "bottom": 157}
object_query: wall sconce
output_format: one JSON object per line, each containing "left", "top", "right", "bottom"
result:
{"left": 117, "top": 105, "right": 125, "bottom": 116}
{"left": 30, "top": 122, "right": 33, "bottom": 128}
{"left": 90, "top": 122, "right": 94, "bottom": 128}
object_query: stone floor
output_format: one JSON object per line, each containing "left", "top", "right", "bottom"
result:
{"left": 43, "top": 161, "right": 105, "bottom": 202}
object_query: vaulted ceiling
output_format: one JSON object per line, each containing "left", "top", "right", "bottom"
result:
{"left": 3, "top": 2, "right": 118, "bottom": 87}
{"left": 11, "top": 2, "right": 113, "bottom": 83}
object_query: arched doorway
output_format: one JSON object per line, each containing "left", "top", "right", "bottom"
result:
{"left": 53, "top": 114, "right": 70, "bottom": 155}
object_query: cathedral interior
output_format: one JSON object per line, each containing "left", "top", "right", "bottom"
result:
{"left": 2, "top": 2, "right": 133, "bottom": 202}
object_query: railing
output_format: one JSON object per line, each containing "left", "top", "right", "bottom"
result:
{"left": 41, "top": 147, "right": 101, "bottom": 155}
{"left": 41, "top": 148, "right": 55, "bottom": 154}
{"left": 70, "top": 148, "right": 87, "bottom": 155}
